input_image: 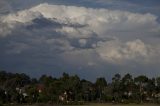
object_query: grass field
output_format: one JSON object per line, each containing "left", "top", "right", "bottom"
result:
{"left": 75, "top": 103, "right": 160, "bottom": 106}
{"left": 9, "top": 103, "right": 159, "bottom": 106}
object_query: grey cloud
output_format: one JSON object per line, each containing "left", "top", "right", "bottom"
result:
{"left": 0, "top": 3, "right": 160, "bottom": 81}
{"left": 1, "top": 3, "right": 160, "bottom": 62}
{"left": 0, "top": 0, "right": 12, "bottom": 15}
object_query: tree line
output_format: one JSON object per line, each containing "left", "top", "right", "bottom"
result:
{"left": 0, "top": 70, "right": 160, "bottom": 105}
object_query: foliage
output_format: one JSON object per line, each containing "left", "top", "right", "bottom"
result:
{"left": 0, "top": 70, "right": 160, "bottom": 104}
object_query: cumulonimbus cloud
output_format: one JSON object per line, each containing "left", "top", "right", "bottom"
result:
{"left": 0, "top": 3, "right": 160, "bottom": 65}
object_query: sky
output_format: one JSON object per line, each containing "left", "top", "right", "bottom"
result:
{"left": 0, "top": 0, "right": 160, "bottom": 81}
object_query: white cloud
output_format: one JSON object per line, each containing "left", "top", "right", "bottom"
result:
{"left": 1, "top": 3, "right": 160, "bottom": 38}
{"left": 2, "top": 10, "right": 42, "bottom": 23}
{"left": 95, "top": 39, "right": 157, "bottom": 64}
{"left": 55, "top": 26, "right": 93, "bottom": 39}
{"left": 0, "top": 3, "right": 160, "bottom": 66}
{"left": 1, "top": 2, "right": 160, "bottom": 79}
{"left": 32, "top": 3, "right": 159, "bottom": 35}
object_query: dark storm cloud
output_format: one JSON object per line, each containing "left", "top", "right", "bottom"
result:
{"left": 85, "top": 0, "right": 160, "bottom": 20}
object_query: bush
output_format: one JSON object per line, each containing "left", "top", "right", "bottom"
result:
{"left": 104, "top": 95, "right": 113, "bottom": 102}
{"left": 0, "top": 103, "right": 3, "bottom": 106}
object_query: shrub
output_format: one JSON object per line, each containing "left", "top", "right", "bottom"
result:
{"left": 0, "top": 103, "right": 3, "bottom": 106}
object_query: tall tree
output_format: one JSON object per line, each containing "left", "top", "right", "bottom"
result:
{"left": 134, "top": 75, "right": 148, "bottom": 103}
{"left": 112, "top": 74, "right": 121, "bottom": 102}
{"left": 95, "top": 77, "right": 107, "bottom": 101}
{"left": 156, "top": 77, "right": 160, "bottom": 92}
{"left": 121, "top": 74, "right": 134, "bottom": 92}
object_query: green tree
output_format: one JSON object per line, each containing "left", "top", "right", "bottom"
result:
{"left": 156, "top": 77, "right": 160, "bottom": 92}
{"left": 121, "top": 74, "right": 135, "bottom": 102}
{"left": 134, "top": 75, "right": 148, "bottom": 103}
{"left": 95, "top": 77, "right": 107, "bottom": 102}
{"left": 80, "top": 79, "right": 93, "bottom": 101}
{"left": 112, "top": 74, "right": 121, "bottom": 102}
{"left": 39, "top": 75, "right": 53, "bottom": 87}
